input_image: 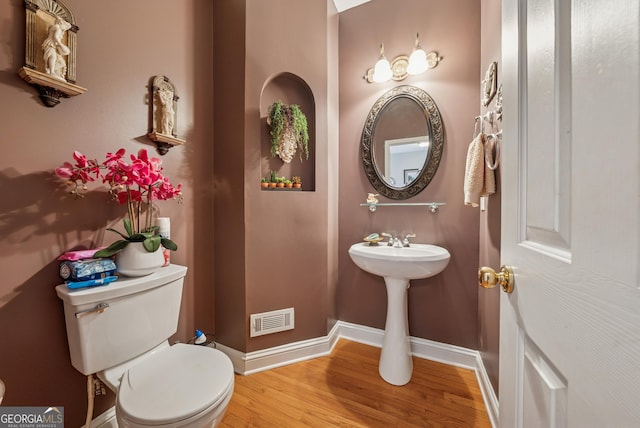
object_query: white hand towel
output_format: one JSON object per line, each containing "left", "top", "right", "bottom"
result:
{"left": 464, "top": 133, "right": 496, "bottom": 207}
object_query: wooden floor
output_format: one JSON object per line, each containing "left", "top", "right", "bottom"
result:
{"left": 220, "top": 340, "right": 492, "bottom": 427}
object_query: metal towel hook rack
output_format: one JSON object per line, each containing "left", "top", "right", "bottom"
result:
{"left": 473, "top": 111, "right": 498, "bottom": 137}
{"left": 473, "top": 110, "right": 502, "bottom": 169}
{"left": 485, "top": 130, "right": 501, "bottom": 170}
{"left": 473, "top": 115, "right": 482, "bottom": 139}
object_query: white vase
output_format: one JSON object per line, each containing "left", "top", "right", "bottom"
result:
{"left": 116, "top": 242, "right": 165, "bottom": 277}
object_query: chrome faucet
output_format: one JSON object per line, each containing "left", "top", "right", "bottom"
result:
{"left": 382, "top": 232, "right": 411, "bottom": 247}
{"left": 402, "top": 233, "right": 416, "bottom": 247}
{"left": 381, "top": 232, "right": 394, "bottom": 246}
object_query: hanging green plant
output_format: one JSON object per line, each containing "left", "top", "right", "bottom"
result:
{"left": 267, "top": 100, "right": 309, "bottom": 163}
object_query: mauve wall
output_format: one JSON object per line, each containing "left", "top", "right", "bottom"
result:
{"left": 338, "top": 0, "right": 482, "bottom": 349}
{"left": 479, "top": 0, "right": 502, "bottom": 393}
{"left": 213, "top": 0, "right": 247, "bottom": 353}
{"left": 0, "top": 1, "right": 496, "bottom": 424}
{"left": 213, "top": 0, "right": 339, "bottom": 353}
{"left": 0, "top": 1, "right": 213, "bottom": 425}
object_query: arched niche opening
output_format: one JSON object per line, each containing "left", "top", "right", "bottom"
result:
{"left": 260, "top": 73, "right": 316, "bottom": 191}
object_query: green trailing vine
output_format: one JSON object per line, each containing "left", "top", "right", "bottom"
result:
{"left": 290, "top": 104, "right": 309, "bottom": 161}
{"left": 268, "top": 101, "right": 285, "bottom": 157}
{"left": 267, "top": 100, "right": 309, "bottom": 161}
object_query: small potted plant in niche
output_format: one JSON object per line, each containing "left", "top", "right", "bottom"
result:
{"left": 276, "top": 176, "right": 285, "bottom": 188}
{"left": 55, "top": 148, "right": 181, "bottom": 276}
{"left": 260, "top": 178, "right": 269, "bottom": 189}
{"left": 284, "top": 179, "right": 293, "bottom": 188}
{"left": 292, "top": 176, "right": 302, "bottom": 189}
{"left": 267, "top": 100, "right": 310, "bottom": 164}
{"left": 268, "top": 170, "right": 277, "bottom": 188}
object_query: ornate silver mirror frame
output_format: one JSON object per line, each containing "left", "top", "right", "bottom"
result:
{"left": 360, "top": 85, "right": 444, "bottom": 200}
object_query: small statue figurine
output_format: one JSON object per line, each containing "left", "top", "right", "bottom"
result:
{"left": 158, "top": 87, "right": 175, "bottom": 136}
{"left": 42, "top": 16, "right": 72, "bottom": 81}
{"left": 367, "top": 193, "right": 379, "bottom": 204}
{"left": 146, "top": 75, "right": 186, "bottom": 154}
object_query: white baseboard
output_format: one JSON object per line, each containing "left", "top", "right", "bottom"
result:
{"left": 474, "top": 353, "right": 499, "bottom": 428}
{"left": 91, "top": 321, "right": 498, "bottom": 428}
{"left": 215, "top": 323, "right": 341, "bottom": 375}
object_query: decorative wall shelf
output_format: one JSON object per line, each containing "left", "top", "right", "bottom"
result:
{"left": 146, "top": 76, "right": 186, "bottom": 155}
{"left": 18, "top": 67, "right": 87, "bottom": 107}
{"left": 360, "top": 202, "right": 446, "bottom": 213}
{"left": 19, "top": 0, "right": 86, "bottom": 107}
{"left": 261, "top": 187, "right": 302, "bottom": 192}
{"left": 147, "top": 132, "right": 186, "bottom": 155}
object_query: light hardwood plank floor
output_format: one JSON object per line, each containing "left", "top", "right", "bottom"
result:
{"left": 220, "top": 339, "right": 492, "bottom": 427}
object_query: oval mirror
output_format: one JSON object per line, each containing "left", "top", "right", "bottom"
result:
{"left": 361, "top": 85, "right": 444, "bottom": 200}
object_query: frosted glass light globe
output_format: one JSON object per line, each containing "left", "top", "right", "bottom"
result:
{"left": 373, "top": 57, "right": 392, "bottom": 82}
{"left": 408, "top": 47, "right": 428, "bottom": 75}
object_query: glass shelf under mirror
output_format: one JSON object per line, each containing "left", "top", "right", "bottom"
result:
{"left": 360, "top": 202, "right": 445, "bottom": 213}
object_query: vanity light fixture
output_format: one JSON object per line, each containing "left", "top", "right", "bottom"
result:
{"left": 407, "top": 33, "right": 428, "bottom": 75}
{"left": 372, "top": 44, "right": 393, "bottom": 83}
{"left": 364, "top": 34, "right": 442, "bottom": 83}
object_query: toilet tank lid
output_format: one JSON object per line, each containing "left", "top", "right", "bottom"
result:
{"left": 55, "top": 264, "right": 187, "bottom": 306}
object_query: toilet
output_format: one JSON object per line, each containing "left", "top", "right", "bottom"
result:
{"left": 55, "top": 264, "right": 234, "bottom": 427}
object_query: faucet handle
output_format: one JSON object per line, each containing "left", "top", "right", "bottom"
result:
{"left": 402, "top": 233, "right": 416, "bottom": 247}
{"left": 381, "top": 232, "right": 394, "bottom": 246}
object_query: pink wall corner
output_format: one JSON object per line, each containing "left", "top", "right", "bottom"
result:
{"left": 243, "top": 0, "right": 333, "bottom": 353}
{"left": 478, "top": 0, "right": 502, "bottom": 394}
{"left": 338, "top": 0, "right": 482, "bottom": 349}
{"left": 214, "top": 0, "right": 337, "bottom": 353}
{"left": 326, "top": 0, "right": 341, "bottom": 331}
{"left": 213, "top": 0, "right": 248, "bottom": 352}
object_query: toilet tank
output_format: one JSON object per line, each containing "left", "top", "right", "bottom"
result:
{"left": 55, "top": 264, "right": 188, "bottom": 375}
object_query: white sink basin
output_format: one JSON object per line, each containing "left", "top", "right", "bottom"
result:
{"left": 348, "top": 243, "right": 450, "bottom": 280}
{"left": 348, "top": 241, "right": 451, "bottom": 386}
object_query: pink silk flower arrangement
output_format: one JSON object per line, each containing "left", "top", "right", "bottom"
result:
{"left": 55, "top": 148, "right": 182, "bottom": 257}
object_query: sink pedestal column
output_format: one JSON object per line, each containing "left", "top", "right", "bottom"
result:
{"left": 379, "top": 277, "right": 413, "bottom": 386}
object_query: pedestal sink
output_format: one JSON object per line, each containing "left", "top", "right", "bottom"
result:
{"left": 348, "top": 242, "right": 451, "bottom": 385}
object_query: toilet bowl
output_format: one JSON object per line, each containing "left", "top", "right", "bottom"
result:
{"left": 99, "top": 342, "right": 234, "bottom": 428}
{"left": 55, "top": 264, "right": 234, "bottom": 427}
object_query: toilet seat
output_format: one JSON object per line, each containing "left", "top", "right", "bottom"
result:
{"left": 116, "top": 343, "right": 234, "bottom": 426}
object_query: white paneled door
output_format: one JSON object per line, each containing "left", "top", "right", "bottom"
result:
{"left": 498, "top": 0, "right": 640, "bottom": 427}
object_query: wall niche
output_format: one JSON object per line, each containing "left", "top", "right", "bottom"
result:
{"left": 260, "top": 72, "right": 316, "bottom": 191}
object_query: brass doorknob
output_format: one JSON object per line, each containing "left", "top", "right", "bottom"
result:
{"left": 478, "top": 265, "right": 514, "bottom": 293}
